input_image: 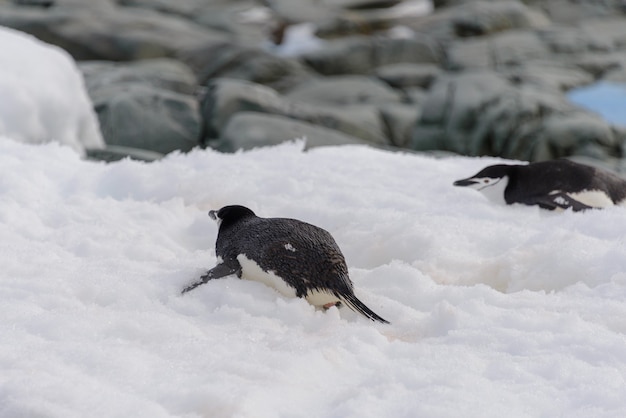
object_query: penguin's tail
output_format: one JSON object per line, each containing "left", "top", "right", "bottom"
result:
{"left": 341, "top": 293, "right": 390, "bottom": 324}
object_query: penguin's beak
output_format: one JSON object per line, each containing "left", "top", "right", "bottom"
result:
{"left": 453, "top": 178, "right": 477, "bottom": 187}
{"left": 208, "top": 210, "right": 218, "bottom": 220}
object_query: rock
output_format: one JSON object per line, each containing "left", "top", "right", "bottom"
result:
{"left": 434, "top": 0, "right": 626, "bottom": 20}
{"left": 431, "top": 0, "right": 465, "bottom": 8}
{"left": 604, "top": 67, "right": 626, "bottom": 83}
{"left": 312, "top": 0, "right": 432, "bottom": 39}
{"left": 81, "top": 60, "right": 201, "bottom": 154}
{"left": 315, "top": 104, "right": 389, "bottom": 145}
{"left": 580, "top": 17, "right": 626, "bottom": 53}
{"left": 263, "top": 0, "right": 335, "bottom": 24}
{"left": 314, "top": 14, "right": 394, "bottom": 40}
{"left": 193, "top": 3, "right": 273, "bottom": 48}
{"left": 527, "top": 0, "right": 626, "bottom": 25}
{"left": 119, "top": 0, "right": 272, "bottom": 47}
{"left": 12, "top": 0, "right": 55, "bottom": 7}
{"left": 201, "top": 78, "right": 389, "bottom": 145}
{"left": 330, "top": 0, "right": 403, "bottom": 9}
{"left": 12, "top": 0, "right": 115, "bottom": 6}
{"left": 217, "top": 111, "right": 371, "bottom": 151}
{"left": 379, "top": 104, "right": 421, "bottom": 148}
{"left": 373, "top": 63, "right": 442, "bottom": 89}
{"left": 86, "top": 145, "right": 164, "bottom": 162}
{"left": 500, "top": 61, "right": 594, "bottom": 91}
{"left": 264, "top": 0, "right": 402, "bottom": 26}
{"left": 80, "top": 58, "right": 198, "bottom": 95}
{"left": 447, "top": 30, "right": 550, "bottom": 70}
{"left": 300, "top": 36, "right": 374, "bottom": 74}
{"left": 403, "top": 1, "right": 550, "bottom": 45}
{"left": 404, "top": 87, "right": 429, "bottom": 105}
{"left": 371, "top": 34, "right": 444, "bottom": 67}
{"left": 411, "top": 70, "right": 620, "bottom": 161}
{"left": 179, "top": 42, "right": 315, "bottom": 93}
{"left": 0, "top": 3, "right": 230, "bottom": 60}
{"left": 201, "top": 78, "right": 285, "bottom": 139}
{"left": 300, "top": 35, "right": 442, "bottom": 75}
{"left": 7, "top": 0, "right": 626, "bottom": 165}
{"left": 533, "top": 113, "right": 618, "bottom": 160}
{"left": 284, "top": 75, "right": 402, "bottom": 105}
{"left": 537, "top": 26, "right": 597, "bottom": 55}
{"left": 446, "top": 26, "right": 594, "bottom": 90}
{"left": 92, "top": 84, "right": 200, "bottom": 154}
{"left": 118, "top": 0, "right": 210, "bottom": 16}
{"left": 574, "top": 52, "right": 626, "bottom": 79}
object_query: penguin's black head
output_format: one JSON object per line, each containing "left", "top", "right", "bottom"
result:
{"left": 209, "top": 205, "right": 256, "bottom": 229}
{"left": 453, "top": 164, "right": 515, "bottom": 190}
{"left": 454, "top": 164, "right": 518, "bottom": 205}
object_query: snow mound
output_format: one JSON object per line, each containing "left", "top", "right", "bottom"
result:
{"left": 0, "top": 27, "right": 104, "bottom": 155}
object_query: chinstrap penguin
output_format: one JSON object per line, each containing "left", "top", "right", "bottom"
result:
{"left": 182, "top": 205, "right": 389, "bottom": 324}
{"left": 453, "top": 159, "right": 626, "bottom": 211}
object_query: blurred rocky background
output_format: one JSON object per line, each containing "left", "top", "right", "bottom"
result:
{"left": 2, "top": 0, "right": 626, "bottom": 169}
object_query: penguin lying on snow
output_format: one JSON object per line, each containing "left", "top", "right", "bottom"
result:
{"left": 182, "top": 205, "right": 389, "bottom": 324}
{"left": 454, "top": 159, "right": 626, "bottom": 211}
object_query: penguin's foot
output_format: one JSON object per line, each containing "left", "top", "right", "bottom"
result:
{"left": 323, "top": 301, "right": 341, "bottom": 310}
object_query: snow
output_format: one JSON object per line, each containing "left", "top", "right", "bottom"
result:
{"left": 0, "top": 26, "right": 104, "bottom": 155}
{"left": 2, "top": 137, "right": 626, "bottom": 417}
{"left": 268, "top": 23, "right": 326, "bottom": 57}
{"left": 2, "top": 19, "right": 626, "bottom": 418}
{"left": 568, "top": 81, "right": 626, "bottom": 127}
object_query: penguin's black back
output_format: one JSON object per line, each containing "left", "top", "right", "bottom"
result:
{"left": 215, "top": 207, "right": 354, "bottom": 299}
{"left": 505, "top": 159, "right": 626, "bottom": 205}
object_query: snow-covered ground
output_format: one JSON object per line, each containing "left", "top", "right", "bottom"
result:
{"left": 2, "top": 137, "right": 626, "bottom": 417}
{"left": 3, "top": 19, "right": 626, "bottom": 418}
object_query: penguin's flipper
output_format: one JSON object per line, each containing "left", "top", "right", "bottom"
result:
{"left": 527, "top": 193, "right": 594, "bottom": 212}
{"left": 341, "top": 293, "right": 390, "bottom": 324}
{"left": 181, "top": 261, "right": 242, "bottom": 294}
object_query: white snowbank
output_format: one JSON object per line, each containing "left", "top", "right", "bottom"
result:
{"left": 0, "top": 27, "right": 103, "bottom": 155}
{"left": 1, "top": 138, "right": 626, "bottom": 417}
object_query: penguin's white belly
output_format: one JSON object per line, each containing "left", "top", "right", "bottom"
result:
{"left": 561, "top": 190, "right": 614, "bottom": 208}
{"left": 236, "top": 254, "right": 341, "bottom": 307}
{"left": 237, "top": 254, "right": 297, "bottom": 298}
{"left": 304, "top": 289, "right": 341, "bottom": 307}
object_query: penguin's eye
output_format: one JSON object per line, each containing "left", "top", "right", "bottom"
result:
{"left": 483, "top": 179, "right": 489, "bottom": 183}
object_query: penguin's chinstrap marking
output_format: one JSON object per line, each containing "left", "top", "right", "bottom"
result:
{"left": 182, "top": 205, "right": 389, "bottom": 324}
{"left": 453, "top": 159, "right": 626, "bottom": 211}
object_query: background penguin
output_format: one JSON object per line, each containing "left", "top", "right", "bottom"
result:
{"left": 182, "top": 205, "right": 389, "bottom": 324}
{"left": 453, "top": 159, "right": 626, "bottom": 211}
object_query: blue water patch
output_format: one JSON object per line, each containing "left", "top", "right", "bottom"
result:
{"left": 567, "top": 81, "right": 626, "bottom": 127}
